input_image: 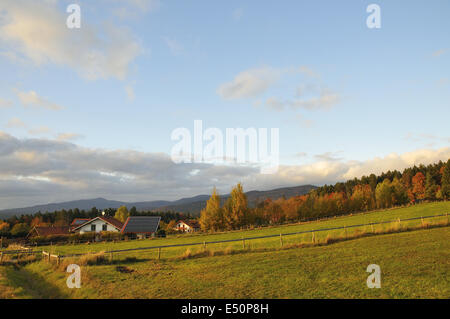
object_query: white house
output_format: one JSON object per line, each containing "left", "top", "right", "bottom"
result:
{"left": 72, "top": 216, "right": 123, "bottom": 234}
{"left": 175, "top": 220, "right": 200, "bottom": 233}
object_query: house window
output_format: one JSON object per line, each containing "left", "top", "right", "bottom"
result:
{"left": 102, "top": 224, "right": 107, "bottom": 231}
{"left": 91, "top": 224, "right": 96, "bottom": 232}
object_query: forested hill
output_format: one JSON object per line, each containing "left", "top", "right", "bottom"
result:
{"left": 0, "top": 185, "right": 317, "bottom": 218}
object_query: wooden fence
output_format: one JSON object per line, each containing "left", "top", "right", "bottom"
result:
{"left": 1, "top": 213, "right": 447, "bottom": 262}
{"left": 58, "top": 212, "right": 448, "bottom": 259}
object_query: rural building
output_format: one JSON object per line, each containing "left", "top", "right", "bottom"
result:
{"left": 175, "top": 220, "right": 200, "bottom": 233}
{"left": 121, "top": 216, "right": 161, "bottom": 239}
{"left": 71, "top": 216, "right": 123, "bottom": 234}
{"left": 27, "top": 226, "right": 70, "bottom": 238}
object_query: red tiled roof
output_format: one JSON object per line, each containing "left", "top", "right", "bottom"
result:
{"left": 30, "top": 226, "right": 70, "bottom": 237}
{"left": 99, "top": 216, "right": 124, "bottom": 230}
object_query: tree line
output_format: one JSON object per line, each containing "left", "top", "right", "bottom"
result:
{"left": 199, "top": 159, "right": 450, "bottom": 231}
{"left": 0, "top": 205, "right": 193, "bottom": 238}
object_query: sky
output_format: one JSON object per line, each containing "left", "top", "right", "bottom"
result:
{"left": 0, "top": 0, "right": 449, "bottom": 209}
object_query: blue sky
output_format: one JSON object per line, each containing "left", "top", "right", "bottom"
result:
{"left": 0, "top": 0, "right": 449, "bottom": 208}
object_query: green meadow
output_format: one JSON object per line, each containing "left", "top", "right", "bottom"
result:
{"left": 1, "top": 225, "right": 448, "bottom": 299}
{"left": 0, "top": 201, "right": 449, "bottom": 299}
{"left": 36, "top": 201, "right": 450, "bottom": 260}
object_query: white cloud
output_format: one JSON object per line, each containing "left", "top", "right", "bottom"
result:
{"left": 14, "top": 89, "right": 64, "bottom": 111}
{"left": 162, "top": 36, "right": 184, "bottom": 55}
{"left": 6, "top": 118, "right": 26, "bottom": 128}
{"left": 217, "top": 66, "right": 282, "bottom": 99}
{"left": 217, "top": 66, "right": 338, "bottom": 111}
{"left": 0, "top": 0, "right": 142, "bottom": 80}
{"left": 264, "top": 88, "right": 340, "bottom": 111}
{"left": 125, "top": 85, "right": 135, "bottom": 101}
{"left": 432, "top": 49, "right": 447, "bottom": 57}
{"left": 28, "top": 126, "right": 51, "bottom": 135}
{"left": 56, "top": 132, "right": 83, "bottom": 141}
{"left": 0, "top": 98, "right": 12, "bottom": 108}
{"left": 290, "top": 89, "right": 340, "bottom": 110}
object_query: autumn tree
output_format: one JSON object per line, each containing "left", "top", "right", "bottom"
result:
{"left": 350, "top": 184, "right": 374, "bottom": 212}
{"left": 114, "top": 206, "right": 129, "bottom": 223}
{"left": 10, "top": 223, "right": 30, "bottom": 238}
{"left": 375, "top": 179, "right": 393, "bottom": 208}
{"left": 411, "top": 172, "right": 426, "bottom": 201}
{"left": 0, "top": 221, "right": 10, "bottom": 233}
{"left": 391, "top": 177, "right": 409, "bottom": 205}
{"left": 223, "top": 183, "right": 249, "bottom": 230}
{"left": 199, "top": 187, "right": 224, "bottom": 231}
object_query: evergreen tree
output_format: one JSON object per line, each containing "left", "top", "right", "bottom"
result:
{"left": 425, "top": 171, "right": 437, "bottom": 200}
{"left": 441, "top": 159, "right": 450, "bottom": 200}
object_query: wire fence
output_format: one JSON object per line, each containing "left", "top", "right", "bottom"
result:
{"left": 61, "top": 212, "right": 449, "bottom": 258}
{"left": 1, "top": 213, "right": 447, "bottom": 260}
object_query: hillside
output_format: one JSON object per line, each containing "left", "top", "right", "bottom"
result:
{"left": 0, "top": 185, "right": 317, "bottom": 218}
{"left": 1, "top": 221, "right": 448, "bottom": 299}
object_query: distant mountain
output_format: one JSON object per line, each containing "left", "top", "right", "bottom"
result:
{"left": 0, "top": 185, "right": 317, "bottom": 219}
{"left": 138, "top": 185, "right": 317, "bottom": 215}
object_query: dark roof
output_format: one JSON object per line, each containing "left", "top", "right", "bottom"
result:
{"left": 72, "top": 216, "right": 123, "bottom": 231}
{"left": 29, "top": 226, "right": 70, "bottom": 237}
{"left": 70, "top": 218, "right": 90, "bottom": 226}
{"left": 121, "top": 216, "right": 161, "bottom": 234}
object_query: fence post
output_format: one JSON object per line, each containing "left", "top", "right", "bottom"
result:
{"left": 203, "top": 241, "right": 206, "bottom": 250}
{"left": 371, "top": 223, "right": 374, "bottom": 233}
{"left": 57, "top": 255, "right": 61, "bottom": 266}
{"left": 242, "top": 237, "right": 245, "bottom": 249}
{"left": 312, "top": 232, "right": 315, "bottom": 243}
{"left": 158, "top": 248, "right": 161, "bottom": 260}
{"left": 279, "top": 233, "right": 283, "bottom": 247}
{"left": 421, "top": 216, "right": 424, "bottom": 227}
{"left": 398, "top": 218, "right": 401, "bottom": 227}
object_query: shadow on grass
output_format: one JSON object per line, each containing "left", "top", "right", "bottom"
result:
{"left": 4, "top": 265, "right": 69, "bottom": 299}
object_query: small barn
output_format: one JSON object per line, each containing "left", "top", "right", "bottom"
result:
{"left": 121, "top": 216, "right": 161, "bottom": 239}
{"left": 175, "top": 220, "right": 200, "bottom": 233}
{"left": 71, "top": 216, "right": 123, "bottom": 234}
{"left": 27, "top": 226, "right": 70, "bottom": 238}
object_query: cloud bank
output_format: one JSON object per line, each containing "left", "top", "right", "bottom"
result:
{"left": 0, "top": 132, "right": 448, "bottom": 209}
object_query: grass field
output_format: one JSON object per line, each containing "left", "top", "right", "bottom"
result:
{"left": 0, "top": 226, "right": 448, "bottom": 298}
{"left": 0, "top": 201, "right": 449, "bottom": 299}
{"left": 35, "top": 201, "right": 450, "bottom": 261}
